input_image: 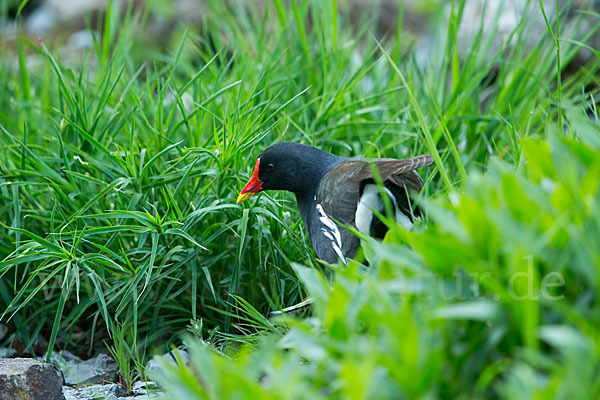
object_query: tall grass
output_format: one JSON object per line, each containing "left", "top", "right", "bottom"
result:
{"left": 0, "top": 1, "right": 598, "bottom": 397}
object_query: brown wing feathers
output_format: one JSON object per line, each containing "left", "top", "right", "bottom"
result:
{"left": 317, "top": 154, "right": 433, "bottom": 225}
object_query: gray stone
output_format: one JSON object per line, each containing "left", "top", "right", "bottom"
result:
{"left": 63, "top": 382, "right": 165, "bottom": 400}
{"left": 62, "top": 383, "right": 127, "bottom": 400}
{"left": 131, "top": 380, "right": 164, "bottom": 397}
{"left": 145, "top": 349, "right": 189, "bottom": 379}
{"left": 132, "top": 380, "right": 156, "bottom": 395}
{"left": 0, "top": 358, "right": 63, "bottom": 400}
{"left": 62, "top": 386, "right": 86, "bottom": 400}
{"left": 45, "top": 350, "right": 117, "bottom": 385}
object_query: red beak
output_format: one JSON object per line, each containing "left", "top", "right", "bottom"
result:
{"left": 237, "top": 158, "right": 263, "bottom": 203}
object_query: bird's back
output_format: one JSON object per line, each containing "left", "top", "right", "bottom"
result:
{"left": 310, "top": 155, "right": 432, "bottom": 263}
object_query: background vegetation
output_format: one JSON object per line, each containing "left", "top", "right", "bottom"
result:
{"left": 1, "top": 0, "right": 599, "bottom": 398}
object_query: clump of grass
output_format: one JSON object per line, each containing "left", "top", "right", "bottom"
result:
{"left": 106, "top": 322, "right": 143, "bottom": 395}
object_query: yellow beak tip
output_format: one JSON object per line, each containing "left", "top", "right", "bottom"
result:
{"left": 236, "top": 192, "right": 255, "bottom": 204}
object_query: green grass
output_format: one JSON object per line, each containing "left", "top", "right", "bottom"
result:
{"left": 1, "top": 0, "right": 599, "bottom": 398}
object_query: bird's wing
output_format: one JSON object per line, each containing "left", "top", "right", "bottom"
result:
{"left": 316, "top": 155, "right": 433, "bottom": 225}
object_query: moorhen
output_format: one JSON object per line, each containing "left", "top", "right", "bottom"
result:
{"left": 237, "top": 142, "right": 433, "bottom": 264}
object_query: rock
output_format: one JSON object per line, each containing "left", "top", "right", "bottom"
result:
{"left": 145, "top": 349, "right": 189, "bottom": 379}
{"left": 0, "top": 348, "right": 16, "bottom": 358}
{"left": 118, "top": 395, "right": 165, "bottom": 399}
{"left": 62, "top": 383, "right": 126, "bottom": 400}
{"left": 62, "top": 382, "right": 165, "bottom": 400}
{"left": 0, "top": 358, "right": 63, "bottom": 400}
{"left": 118, "top": 393, "right": 165, "bottom": 399}
{"left": 131, "top": 380, "right": 160, "bottom": 396}
{"left": 62, "top": 386, "right": 86, "bottom": 400}
{"left": 45, "top": 350, "right": 117, "bottom": 385}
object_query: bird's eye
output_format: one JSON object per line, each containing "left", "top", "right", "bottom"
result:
{"left": 266, "top": 163, "right": 275, "bottom": 171}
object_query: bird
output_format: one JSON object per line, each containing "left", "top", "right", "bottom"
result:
{"left": 236, "top": 142, "right": 433, "bottom": 264}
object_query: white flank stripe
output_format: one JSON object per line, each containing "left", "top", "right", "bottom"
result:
{"left": 316, "top": 204, "right": 341, "bottom": 247}
{"left": 323, "top": 231, "right": 334, "bottom": 241}
{"left": 316, "top": 203, "right": 345, "bottom": 262}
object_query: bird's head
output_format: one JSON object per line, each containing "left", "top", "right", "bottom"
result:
{"left": 236, "top": 142, "right": 339, "bottom": 203}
